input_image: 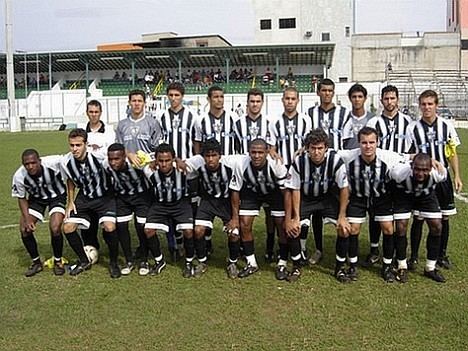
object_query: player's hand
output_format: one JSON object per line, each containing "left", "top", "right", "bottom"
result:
{"left": 25, "top": 217, "right": 36, "bottom": 232}
{"left": 175, "top": 158, "right": 187, "bottom": 173}
{"left": 454, "top": 176, "right": 463, "bottom": 193}
{"left": 225, "top": 218, "right": 239, "bottom": 235}
{"left": 269, "top": 150, "right": 283, "bottom": 163}
{"left": 89, "top": 144, "right": 100, "bottom": 151}
{"left": 65, "top": 202, "right": 76, "bottom": 219}
{"left": 337, "top": 216, "right": 351, "bottom": 236}
{"left": 128, "top": 152, "right": 143, "bottom": 168}
{"left": 284, "top": 218, "right": 300, "bottom": 238}
{"left": 431, "top": 159, "right": 444, "bottom": 173}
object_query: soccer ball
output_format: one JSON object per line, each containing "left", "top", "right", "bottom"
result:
{"left": 83, "top": 245, "right": 99, "bottom": 265}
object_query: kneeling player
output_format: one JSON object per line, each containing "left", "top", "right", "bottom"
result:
{"left": 391, "top": 153, "right": 447, "bottom": 282}
{"left": 12, "top": 150, "right": 66, "bottom": 276}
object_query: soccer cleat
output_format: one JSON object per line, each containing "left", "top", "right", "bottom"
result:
{"left": 25, "top": 260, "right": 43, "bottom": 277}
{"left": 408, "top": 257, "right": 418, "bottom": 272}
{"left": 226, "top": 262, "right": 239, "bottom": 279}
{"left": 53, "top": 260, "right": 66, "bottom": 276}
{"left": 238, "top": 264, "right": 259, "bottom": 278}
{"left": 193, "top": 262, "right": 208, "bottom": 277}
{"left": 264, "top": 251, "right": 275, "bottom": 263}
{"left": 334, "top": 267, "right": 350, "bottom": 283}
{"left": 109, "top": 263, "right": 121, "bottom": 279}
{"left": 347, "top": 266, "right": 358, "bottom": 281}
{"left": 121, "top": 261, "right": 135, "bottom": 275}
{"left": 382, "top": 264, "right": 396, "bottom": 283}
{"left": 69, "top": 260, "right": 91, "bottom": 276}
{"left": 424, "top": 269, "right": 446, "bottom": 283}
{"left": 287, "top": 266, "right": 301, "bottom": 282}
{"left": 396, "top": 268, "right": 409, "bottom": 283}
{"left": 138, "top": 261, "right": 150, "bottom": 276}
{"left": 362, "top": 252, "right": 380, "bottom": 267}
{"left": 308, "top": 250, "right": 323, "bottom": 265}
{"left": 182, "top": 262, "right": 194, "bottom": 278}
{"left": 275, "top": 265, "right": 289, "bottom": 281}
{"left": 437, "top": 256, "right": 452, "bottom": 270}
{"left": 150, "top": 260, "right": 167, "bottom": 275}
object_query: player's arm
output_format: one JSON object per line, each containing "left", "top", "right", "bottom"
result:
{"left": 449, "top": 152, "right": 462, "bottom": 192}
{"left": 193, "top": 141, "right": 201, "bottom": 155}
{"left": 18, "top": 198, "right": 35, "bottom": 232}
{"left": 284, "top": 189, "right": 301, "bottom": 238}
{"left": 65, "top": 179, "right": 77, "bottom": 218}
{"left": 225, "top": 190, "right": 240, "bottom": 233}
{"left": 336, "top": 186, "right": 351, "bottom": 235}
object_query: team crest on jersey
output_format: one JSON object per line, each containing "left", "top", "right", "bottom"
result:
{"left": 249, "top": 125, "right": 259, "bottom": 139}
{"left": 352, "top": 123, "right": 361, "bottom": 135}
{"left": 130, "top": 126, "right": 140, "bottom": 137}
{"left": 361, "top": 169, "right": 372, "bottom": 181}
{"left": 257, "top": 173, "right": 266, "bottom": 183}
{"left": 321, "top": 118, "right": 330, "bottom": 130}
{"left": 172, "top": 116, "right": 180, "bottom": 129}
{"left": 286, "top": 125, "right": 296, "bottom": 136}
{"left": 213, "top": 122, "right": 223, "bottom": 134}
{"left": 427, "top": 130, "right": 436, "bottom": 142}
{"left": 312, "top": 172, "right": 322, "bottom": 183}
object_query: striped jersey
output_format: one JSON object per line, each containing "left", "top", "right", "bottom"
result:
{"left": 342, "top": 110, "right": 375, "bottom": 149}
{"left": 12, "top": 155, "right": 66, "bottom": 200}
{"left": 158, "top": 107, "right": 197, "bottom": 160}
{"left": 308, "top": 105, "right": 349, "bottom": 150}
{"left": 143, "top": 166, "right": 189, "bottom": 203}
{"left": 407, "top": 117, "right": 460, "bottom": 168}
{"left": 61, "top": 152, "right": 110, "bottom": 199}
{"left": 102, "top": 158, "right": 149, "bottom": 196}
{"left": 268, "top": 112, "right": 312, "bottom": 166}
{"left": 367, "top": 112, "right": 412, "bottom": 153}
{"left": 194, "top": 110, "right": 237, "bottom": 155}
{"left": 285, "top": 150, "right": 348, "bottom": 199}
{"left": 116, "top": 112, "right": 162, "bottom": 154}
{"left": 233, "top": 114, "right": 270, "bottom": 154}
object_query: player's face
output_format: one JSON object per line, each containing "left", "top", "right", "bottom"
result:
{"left": 412, "top": 159, "right": 432, "bottom": 182}
{"left": 317, "top": 84, "right": 334, "bottom": 104}
{"left": 167, "top": 89, "right": 183, "bottom": 110}
{"left": 203, "top": 150, "right": 221, "bottom": 171}
{"left": 208, "top": 90, "right": 224, "bottom": 110}
{"left": 156, "top": 152, "right": 174, "bottom": 174}
{"left": 307, "top": 142, "right": 327, "bottom": 164}
{"left": 247, "top": 94, "right": 263, "bottom": 116}
{"left": 86, "top": 105, "right": 102, "bottom": 125}
{"left": 129, "top": 94, "right": 145, "bottom": 116}
{"left": 249, "top": 143, "right": 268, "bottom": 168}
{"left": 359, "top": 133, "right": 378, "bottom": 159}
{"left": 108, "top": 150, "right": 126, "bottom": 171}
{"left": 69, "top": 136, "right": 87, "bottom": 161}
{"left": 350, "top": 91, "right": 366, "bottom": 110}
{"left": 381, "top": 92, "right": 399, "bottom": 114}
{"left": 22, "top": 154, "right": 41, "bottom": 176}
{"left": 282, "top": 91, "right": 299, "bottom": 114}
{"left": 419, "top": 96, "right": 438, "bottom": 120}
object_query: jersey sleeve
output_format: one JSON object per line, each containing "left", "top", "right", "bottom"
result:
{"left": 377, "top": 149, "right": 408, "bottom": 168}
{"left": 270, "top": 157, "right": 288, "bottom": 188}
{"left": 60, "top": 154, "right": 73, "bottom": 182}
{"left": 334, "top": 162, "right": 349, "bottom": 189}
{"left": 336, "top": 148, "right": 360, "bottom": 164}
{"left": 185, "top": 155, "right": 205, "bottom": 173}
{"left": 193, "top": 115, "right": 203, "bottom": 142}
{"left": 284, "top": 159, "right": 301, "bottom": 190}
{"left": 430, "top": 166, "right": 447, "bottom": 183}
{"left": 447, "top": 121, "right": 461, "bottom": 147}
{"left": 11, "top": 168, "right": 26, "bottom": 198}
{"left": 229, "top": 158, "right": 246, "bottom": 192}
{"left": 366, "top": 116, "right": 378, "bottom": 129}
{"left": 221, "top": 154, "right": 244, "bottom": 169}
{"left": 267, "top": 117, "right": 278, "bottom": 146}
{"left": 389, "top": 162, "right": 411, "bottom": 183}
{"left": 150, "top": 118, "right": 163, "bottom": 151}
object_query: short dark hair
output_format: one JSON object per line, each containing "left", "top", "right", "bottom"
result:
{"left": 358, "top": 126, "right": 378, "bottom": 142}
{"left": 201, "top": 138, "right": 221, "bottom": 156}
{"left": 21, "top": 148, "right": 39, "bottom": 160}
{"left": 87, "top": 99, "right": 102, "bottom": 111}
{"left": 249, "top": 138, "right": 268, "bottom": 150}
{"left": 128, "top": 89, "right": 146, "bottom": 102}
{"left": 304, "top": 129, "right": 329, "bottom": 148}
{"left": 68, "top": 128, "right": 88, "bottom": 143}
{"left": 348, "top": 83, "right": 367, "bottom": 99}
{"left": 167, "top": 82, "right": 185, "bottom": 96}
{"left": 107, "top": 143, "right": 125, "bottom": 153}
{"left": 381, "top": 85, "right": 399, "bottom": 99}
{"left": 282, "top": 86, "right": 299, "bottom": 98}
{"left": 413, "top": 153, "right": 432, "bottom": 165}
{"left": 207, "top": 85, "right": 224, "bottom": 98}
{"left": 155, "top": 143, "right": 175, "bottom": 158}
{"left": 318, "top": 78, "right": 335, "bottom": 91}
{"left": 418, "top": 89, "right": 439, "bottom": 105}
{"left": 247, "top": 88, "right": 264, "bottom": 101}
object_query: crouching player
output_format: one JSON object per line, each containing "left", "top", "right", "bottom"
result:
{"left": 12, "top": 150, "right": 66, "bottom": 276}
{"left": 390, "top": 153, "right": 448, "bottom": 282}
{"left": 284, "top": 129, "right": 352, "bottom": 282}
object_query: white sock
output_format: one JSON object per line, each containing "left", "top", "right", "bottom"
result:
{"left": 398, "top": 259, "right": 407, "bottom": 270}
{"left": 426, "top": 259, "right": 436, "bottom": 271}
{"left": 278, "top": 259, "right": 287, "bottom": 267}
{"left": 300, "top": 239, "right": 307, "bottom": 251}
{"left": 246, "top": 254, "right": 258, "bottom": 267}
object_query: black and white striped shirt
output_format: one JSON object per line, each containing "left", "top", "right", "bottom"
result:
{"left": 308, "top": 105, "right": 349, "bottom": 150}
{"left": 158, "top": 107, "right": 197, "bottom": 160}
{"left": 194, "top": 110, "right": 237, "bottom": 155}
{"left": 233, "top": 114, "right": 270, "bottom": 154}
{"left": 12, "top": 155, "right": 66, "bottom": 200}
{"left": 102, "top": 159, "right": 149, "bottom": 196}
{"left": 367, "top": 112, "right": 412, "bottom": 153}
{"left": 230, "top": 155, "right": 288, "bottom": 195}
{"left": 285, "top": 150, "right": 348, "bottom": 200}
{"left": 268, "top": 113, "right": 312, "bottom": 166}
{"left": 61, "top": 152, "right": 110, "bottom": 199}
{"left": 143, "top": 166, "right": 189, "bottom": 203}
{"left": 407, "top": 117, "right": 460, "bottom": 168}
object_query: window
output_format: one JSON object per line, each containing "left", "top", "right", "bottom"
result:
{"left": 461, "top": 40, "right": 468, "bottom": 50}
{"left": 321, "top": 32, "right": 330, "bottom": 41}
{"left": 260, "top": 19, "right": 272, "bottom": 30}
{"left": 339, "top": 77, "right": 348, "bottom": 83}
{"left": 279, "top": 18, "right": 296, "bottom": 29}
{"left": 196, "top": 41, "right": 208, "bottom": 47}
{"left": 345, "top": 26, "right": 350, "bottom": 37}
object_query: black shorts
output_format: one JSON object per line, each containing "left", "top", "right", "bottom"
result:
{"left": 65, "top": 193, "right": 116, "bottom": 230}
{"left": 239, "top": 190, "right": 284, "bottom": 217}
{"left": 393, "top": 189, "right": 442, "bottom": 220}
{"left": 28, "top": 194, "right": 66, "bottom": 222}
{"left": 435, "top": 173, "right": 456, "bottom": 216}
{"left": 116, "top": 193, "right": 152, "bottom": 224}
{"left": 347, "top": 194, "right": 393, "bottom": 223}
{"left": 300, "top": 195, "right": 339, "bottom": 226}
{"left": 145, "top": 199, "right": 194, "bottom": 232}
{"left": 195, "top": 197, "right": 231, "bottom": 228}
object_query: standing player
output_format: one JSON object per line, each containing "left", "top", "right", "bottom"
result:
{"left": 61, "top": 128, "right": 121, "bottom": 278}
{"left": 103, "top": 143, "right": 152, "bottom": 276}
{"left": 407, "top": 90, "right": 462, "bottom": 270}
{"left": 11, "top": 150, "right": 66, "bottom": 276}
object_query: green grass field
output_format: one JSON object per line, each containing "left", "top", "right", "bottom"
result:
{"left": 1, "top": 130, "right": 467, "bottom": 350}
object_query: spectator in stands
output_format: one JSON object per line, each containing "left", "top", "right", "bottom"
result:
{"left": 121, "top": 72, "right": 128, "bottom": 81}
{"left": 287, "top": 67, "right": 294, "bottom": 80}
{"left": 229, "top": 69, "right": 238, "bottom": 81}
{"left": 113, "top": 71, "right": 120, "bottom": 80}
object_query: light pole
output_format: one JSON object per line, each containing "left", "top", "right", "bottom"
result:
{"left": 5, "top": 0, "right": 20, "bottom": 131}
{"left": 16, "top": 50, "right": 27, "bottom": 98}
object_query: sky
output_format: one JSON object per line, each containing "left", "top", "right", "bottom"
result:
{"left": 0, "top": 0, "right": 447, "bottom": 52}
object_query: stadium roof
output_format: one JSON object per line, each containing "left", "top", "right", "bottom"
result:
{"left": 0, "top": 44, "right": 335, "bottom": 74}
